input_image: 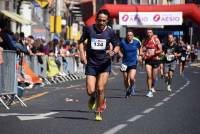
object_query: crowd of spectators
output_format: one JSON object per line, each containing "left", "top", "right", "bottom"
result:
{"left": 0, "top": 21, "right": 81, "bottom": 95}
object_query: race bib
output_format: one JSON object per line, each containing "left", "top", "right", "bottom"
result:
{"left": 147, "top": 49, "right": 155, "bottom": 56}
{"left": 120, "top": 64, "right": 127, "bottom": 72}
{"left": 166, "top": 54, "right": 175, "bottom": 61}
{"left": 91, "top": 38, "right": 106, "bottom": 50}
{"left": 181, "top": 56, "right": 186, "bottom": 61}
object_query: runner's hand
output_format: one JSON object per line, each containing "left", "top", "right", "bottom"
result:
{"left": 106, "top": 50, "right": 115, "bottom": 57}
{"left": 138, "top": 55, "right": 143, "bottom": 64}
{"left": 80, "top": 57, "right": 87, "bottom": 64}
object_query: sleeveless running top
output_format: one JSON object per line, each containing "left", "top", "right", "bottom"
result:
{"left": 143, "top": 35, "right": 160, "bottom": 61}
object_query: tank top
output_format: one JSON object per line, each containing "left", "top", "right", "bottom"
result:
{"left": 143, "top": 35, "right": 160, "bottom": 61}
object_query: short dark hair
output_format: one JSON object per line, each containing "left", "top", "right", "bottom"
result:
{"left": 96, "top": 9, "right": 110, "bottom": 19}
{"left": 127, "top": 29, "right": 134, "bottom": 34}
{"left": 0, "top": 21, "right": 6, "bottom": 29}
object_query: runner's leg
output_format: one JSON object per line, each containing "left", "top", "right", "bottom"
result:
{"left": 96, "top": 72, "right": 109, "bottom": 112}
{"left": 152, "top": 65, "right": 159, "bottom": 92}
{"left": 86, "top": 75, "right": 97, "bottom": 110}
{"left": 123, "top": 72, "right": 128, "bottom": 90}
{"left": 146, "top": 64, "right": 153, "bottom": 97}
{"left": 128, "top": 69, "right": 136, "bottom": 95}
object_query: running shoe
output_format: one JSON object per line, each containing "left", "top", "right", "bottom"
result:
{"left": 167, "top": 85, "right": 172, "bottom": 92}
{"left": 88, "top": 96, "right": 96, "bottom": 110}
{"left": 146, "top": 91, "right": 153, "bottom": 98}
{"left": 125, "top": 87, "right": 131, "bottom": 98}
{"left": 151, "top": 88, "right": 156, "bottom": 93}
{"left": 95, "top": 112, "right": 102, "bottom": 121}
{"left": 164, "top": 77, "right": 168, "bottom": 84}
{"left": 96, "top": 98, "right": 107, "bottom": 113}
{"left": 100, "top": 98, "right": 107, "bottom": 112}
{"left": 130, "top": 85, "right": 136, "bottom": 96}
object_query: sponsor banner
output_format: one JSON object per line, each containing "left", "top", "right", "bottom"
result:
{"left": 119, "top": 12, "right": 183, "bottom": 26}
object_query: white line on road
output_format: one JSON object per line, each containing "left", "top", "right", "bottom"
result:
{"left": 17, "top": 112, "right": 58, "bottom": 121}
{"left": 111, "top": 70, "right": 118, "bottom": 76}
{"left": 142, "top": 108, "right": 155, "bottom": 114}
{"left": 66, "top": 84, "right": 82, "bottom": 89}
{"left": 162, "top": 97, "right": 171, "bottom": 102}
{"left": 176, "top": 90, "right": 181, "bottom": 93}
{"left": 103, "top": 78, "right": 190, "bottom": 134}
{"left": 154, "top": 102, "right": 164, "bottom": 107}
{"left": 127, "top": 115, "right": 144, "bottom": 122}
{"left": 103, "top": 124, "right": 127, "bottom": 134}
{"left": 169, "top": 93, "right": 176, "bottom": 97}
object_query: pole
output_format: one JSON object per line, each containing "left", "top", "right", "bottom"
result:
{"left": 189, "top": 27, "right": 193, "bottom": 45}
{"left": 54, "top": 0, "right": 57, "bottom": 33}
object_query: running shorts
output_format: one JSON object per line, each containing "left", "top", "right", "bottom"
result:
{"left": 145, "top": 60, "right": 160, "bottom": 68}
{"left": 164, "top": 61, "right": 176, "bottom": 72}
{"left": 85, "top": 64, "right": 111, "bottom": 76}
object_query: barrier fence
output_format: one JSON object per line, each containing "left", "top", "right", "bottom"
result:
{"left": 198, "top": 49, "right": 200, "bottom": 61}
{"left": 0, "top": 50, "right": 85, "bottom": 109}
{"left": 0, "top": 50, "right": 27, "bottom": 109}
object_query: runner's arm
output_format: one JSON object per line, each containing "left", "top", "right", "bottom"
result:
{"left": 155, "top": 38, "right": 162, "bottom": 55}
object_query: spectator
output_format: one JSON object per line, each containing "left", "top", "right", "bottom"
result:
{"left": 0, "top": 47, "right": 3, "bottom": 64}
{"left": 0, "top": 27, "right": 4, "bottom": 64}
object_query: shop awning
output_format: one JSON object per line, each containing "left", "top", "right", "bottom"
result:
{"left": 0, "top": 10, "right": 35, "bottom": 25}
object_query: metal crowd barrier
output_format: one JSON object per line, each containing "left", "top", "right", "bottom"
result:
{"left": 0, "top": 50, "right": 27, "bottom": 109}
{"left": 24, "top": 55, "right": 84, "bottom": 78}
{"left": 198, "top": 49, "right": 200, "bottom": 62}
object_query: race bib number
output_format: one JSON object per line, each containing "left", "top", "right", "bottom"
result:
{"left": 147, "top": 49, "right": 155, "bottom": 56}
{"left": 166, "top": 54, "right": 175, "bottom": 61}
{"left": 91, "top": 38, "right": 106, "bottom": 50}
{"left": 181, "top": 56, "right": 186, "bottom": 61}
{"left": 120, "top": 64, "right": 127, "bottom": 72}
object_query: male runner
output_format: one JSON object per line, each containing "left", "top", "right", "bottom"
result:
{"left": 78, "top": 9, "right": 120, "bottom": 121}
{"left": 142, "top": 29, "right": 162, "bottom": 97}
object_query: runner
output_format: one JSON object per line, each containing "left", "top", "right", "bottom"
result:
{"left": 119, "top": 30, "right": 142, "bottom": 98}
{"left": 177, "top": 37, "right": 187, "bottom": 76}
{"left": 142, "top": 29, "right": 162, "bottom": 97}
{"left": 78, "top": 9, "right": 120, "bottom": 121}
{"left": 163, "top": 34, "right": 181, "bottom": 92}
{"left": 159, "top": 43, "right": 165, "bottom": 79}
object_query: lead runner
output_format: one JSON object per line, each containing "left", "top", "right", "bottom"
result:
{"left": 78, "top": 9, "right": 120, "bottom": 121}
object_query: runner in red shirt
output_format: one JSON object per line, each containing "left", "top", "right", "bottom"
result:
{"left": 142, "top": 29, "right": 162, "bottom": 97}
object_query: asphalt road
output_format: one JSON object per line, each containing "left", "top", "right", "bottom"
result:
{"left": 0, "top": 64, "right": 200, "bottom": 134}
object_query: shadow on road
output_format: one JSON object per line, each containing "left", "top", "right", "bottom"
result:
{"left": 54, "top": 116, "right": 91, "bottom": 121}
{"left": 51, "top": 109, "right": 93, "bottom": 113}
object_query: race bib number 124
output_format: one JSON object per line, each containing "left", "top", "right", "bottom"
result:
{"left": 91, "top": 38, "right": 106, "bottom": 50}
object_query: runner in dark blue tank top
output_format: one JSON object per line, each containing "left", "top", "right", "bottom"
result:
{"left": 78, "top": 9, "right": 120, "bottom": 121}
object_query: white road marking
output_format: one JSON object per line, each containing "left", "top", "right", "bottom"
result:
{"left": 154, "top": 102, "right": 164, "bottom": 107}
{"left": 142, "top": 108, "right": 155, "bottom": 114}
{"left": 162, "top": 97, "right": 171, "bottom": 102}
{"left": 169, "top": 93, "right": 176, "bottom": 97}
{"left": 103, "top": 77, "right": 191, "bottom": 134}
{"left": 17, "top": 112, "right": 58, "bottom": 121}
{"left": 111, "top": 70, "right": 118, "bottom": 76}
{"left": 103, "top": 124, "right": 127, "bottom": 134}
{"left": 109, "top": 77, "right": 115, "bottom": 80}
{"left": 138, "top": 71, "right": 146, "bottom": 74}
{"left": 193, "top": 71, "right": 199, "bottom": 74}
{"left": 127, "top": 115, "right": 144, "bottom": 122}
{"left": 0, "top": 113, "right": 37, "bottom": 117}
{"left": 66, "top": 84, "right": 82, "bottom": 89}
